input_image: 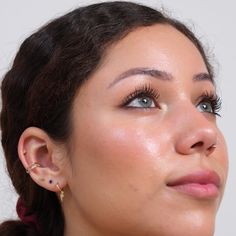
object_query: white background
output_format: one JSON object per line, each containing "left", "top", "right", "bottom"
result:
{"left": 0, "top": 1, "right": 235, "bottom": 235}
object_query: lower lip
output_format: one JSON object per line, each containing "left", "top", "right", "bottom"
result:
{"left": 168, "top": 183, "right": 219, "bottom": 199}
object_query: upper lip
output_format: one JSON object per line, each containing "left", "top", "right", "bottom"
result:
{"left": 167, "top": 170, "right": 221, "bottom": 188}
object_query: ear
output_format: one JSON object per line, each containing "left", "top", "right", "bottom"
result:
{"left": 18, "top": 127, "right": 68, "bottom": 193}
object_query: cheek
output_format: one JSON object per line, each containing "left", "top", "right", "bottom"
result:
{"left": 74, "top": 118, "right": 168, "bottom": 186}
{"left": 217, "top": 131, "right": 228, "bottom": 179}
{"left": 69, "top": 116, "right": 171, "bottom": 216}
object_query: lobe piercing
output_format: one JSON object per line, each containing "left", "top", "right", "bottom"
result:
{"left": 56, "top": 183, "right": 64, "bottom": 202}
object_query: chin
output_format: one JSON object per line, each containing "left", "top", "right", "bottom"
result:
{"left": 131, "top": 205, "right": 217, "bottom": 236}
{"left": 162, "top": 213, "right": 216, "bottom": 236}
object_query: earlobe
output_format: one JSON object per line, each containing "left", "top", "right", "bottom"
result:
{"left": 18, "top": 127, "right": 68, "bottom": 193}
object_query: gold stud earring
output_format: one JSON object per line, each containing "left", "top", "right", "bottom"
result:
{"left": 26, "top": 162, "right": 41, "bottom": 174}
{"left": 56, "top": 183, "right": 64, "bottom": 202}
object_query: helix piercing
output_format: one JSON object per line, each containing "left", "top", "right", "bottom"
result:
{"left": 26, "top": 162, "right": 41, "bottom": 174}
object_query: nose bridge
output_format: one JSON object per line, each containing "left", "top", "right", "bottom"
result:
{"left": 172, "top": 100, "right": 217, "bottom": 156}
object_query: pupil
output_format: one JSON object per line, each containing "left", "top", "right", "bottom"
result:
{"left": 202, "top": 103, "right": 212, "bottom": 112}
{"left": 139, "top": 97, "right": 151, "bottom": 107}
{"left": 142, "top": 98, "right": 148, "bottom": 103}
{"left": 202, "top": 103, "right": 208, "bottom": 110}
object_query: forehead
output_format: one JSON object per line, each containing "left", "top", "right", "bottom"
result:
{"left": 99, "top": 24, "right": 208, "bottom": 77}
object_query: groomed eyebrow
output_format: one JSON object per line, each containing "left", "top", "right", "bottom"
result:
{"left": 107, "top": 67, "right": 172, "bottom": 89}
{"left": 107, "top": 67, "right": 213, "bottom": 89}
{"left": 193, "top": 72, "right": 214, "bottom": 84}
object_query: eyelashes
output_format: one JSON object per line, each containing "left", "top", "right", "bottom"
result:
{"left": 120, "top": 83, "right": 222, "bottom": 116}
{"left": 120, "top": 83, "right": 160, "bottom": 108}
{"left": 197, "top": 90, "right": 222, "bottom": 117}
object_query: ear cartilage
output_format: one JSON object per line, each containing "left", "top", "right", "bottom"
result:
{"left": 26, "top": 162, "right": 41, "bottom": 174}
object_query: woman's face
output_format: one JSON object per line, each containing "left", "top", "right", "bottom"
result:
{"left": 64, "top": 24, "right": 228, "bottom": 236}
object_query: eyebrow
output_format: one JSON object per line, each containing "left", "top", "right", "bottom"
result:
{"left": 107, "top": 67, "right": 213, "bottom": 89}
{"left": 193, "top": 72, "right": 214, "bottom": 83}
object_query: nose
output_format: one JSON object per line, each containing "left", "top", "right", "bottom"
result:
{"left": 174, "top": 106, "right": 217, "bottom": 157}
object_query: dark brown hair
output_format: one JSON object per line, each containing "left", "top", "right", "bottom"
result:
{"left": 0, "top": 1, "right": 213, "bottom": 235}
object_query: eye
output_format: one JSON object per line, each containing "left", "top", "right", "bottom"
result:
{"left": 197, "top": 101, "right": 214, "bottom": 113}
{"left": 127, "top": 96, "right": 156, "bottom": 108}
{"left": 197, "top": 91, "right": 222, "bottom": 117}
{"left": 121, "top": 84, "right": 160, "bottom": 109}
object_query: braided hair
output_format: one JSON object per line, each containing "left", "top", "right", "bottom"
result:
{"left": 0, "top": 1, "right": 213, "bottom": 235}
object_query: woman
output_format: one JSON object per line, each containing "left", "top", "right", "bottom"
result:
{"left": 0, "top": 1, "right": 228, "bottom": 236}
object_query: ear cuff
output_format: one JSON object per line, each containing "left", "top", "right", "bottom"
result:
{"left": 24, "top": 151, "right": 41, "bottom": 174}
{"left": 26, "top": 162, "right": 41, "bottom": 173}
{"left": 24, "top": 151, "right": 65, "bottom": 203}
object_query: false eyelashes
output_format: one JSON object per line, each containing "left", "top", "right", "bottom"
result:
{"left": 120, "top": 83, "right": 222, "bottom": 116}
{"left": 120, "top": 83, "right": 160, "bottom": 108}
{"left": 197, "top": 90, "right": 222, "bottom": 116}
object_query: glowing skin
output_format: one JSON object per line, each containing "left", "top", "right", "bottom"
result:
{"left": 61, "top": 25, "right": 228, "bottom": 236}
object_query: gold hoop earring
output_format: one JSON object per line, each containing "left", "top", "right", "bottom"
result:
{"left": 26, "top": 162, "right": 41, "bottom": 174}
{"left": 56, "top": 183, "right": 64, "bottom": 202}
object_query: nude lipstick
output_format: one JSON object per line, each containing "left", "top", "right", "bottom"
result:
{"left": 167, "top": 170, "right": 221, "bottom": 199}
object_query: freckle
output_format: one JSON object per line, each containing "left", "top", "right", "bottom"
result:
{"left": 128, "top": 183, "right": 139, "bottom": 192}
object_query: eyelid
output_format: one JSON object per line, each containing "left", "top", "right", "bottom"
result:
{"left": 195, "top": 91, "right": 215, "bottom": 106}
{"left": 196, "top": 90, "right": 222, "bottom": 116}
{"left": 119, "top": 86, "right": 221, "bottom": 116}
{"left": 120, "top": 83, "right": 160, "bottom": 108}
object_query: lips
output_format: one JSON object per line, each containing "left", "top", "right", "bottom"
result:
{"left": 167, "top": 170, "right": 221, "bottom": 199}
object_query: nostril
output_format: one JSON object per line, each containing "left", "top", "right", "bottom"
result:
{"left": 191, "top": 141, "right": 203, "bottom": 149}
{"left": 190, "top": 141, "right": 216, "bottom": 156}
{"left": 207, "top": 143, "right": 217, "bottom": 153}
